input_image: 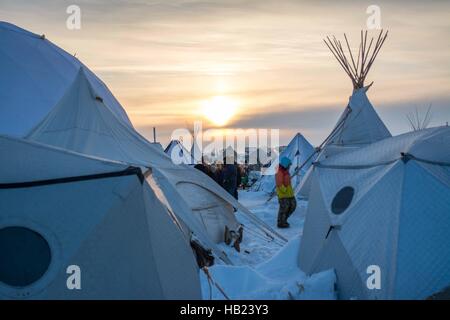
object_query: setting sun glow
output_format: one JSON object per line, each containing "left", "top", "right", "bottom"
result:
{"left": 202, "top": 96, "right": 238, "bottom": 126}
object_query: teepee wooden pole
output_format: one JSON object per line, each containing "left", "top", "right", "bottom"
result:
{"left": 325, "top": 30, "right": 388, "bottom": 89}
{"left": 324, "top": 38, "right": 355, "bottom": 84}
{"left": 344, "top": 33, "right": 359, "bottom": 80}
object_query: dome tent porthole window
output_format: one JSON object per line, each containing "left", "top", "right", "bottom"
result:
{"left": 331, "top": 186, "right": 355, "bottom": 215}
{"left": 0, "top": 226, "right": 51, "bottom": 287}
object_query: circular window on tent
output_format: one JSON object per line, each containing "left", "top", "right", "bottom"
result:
{"left": 331, "top": 186, "right": 355, "bottom": 215}
{"left": 0, "top": 227, "right": 51, "bottom": 287}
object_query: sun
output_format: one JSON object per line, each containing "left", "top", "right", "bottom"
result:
{"left": 202, "top": 96, "right": 238, "bottom": 126}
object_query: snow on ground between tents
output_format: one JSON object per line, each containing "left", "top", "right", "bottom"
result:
{"left": 200, "top": 235, "right": 336, "bottom": 299}
{"left": 218, "top": 190, "right": 307, "bottom": 266}
{"left": 200, "top": 190, "right": 337, "bottom": 300}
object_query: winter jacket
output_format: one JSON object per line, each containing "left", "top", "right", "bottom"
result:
{"left": 275, "top": 166, "right": 294, "bottom": 199}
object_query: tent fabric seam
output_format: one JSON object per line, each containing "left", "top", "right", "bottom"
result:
{"left": 0, "top": 166, "right": 144, "bottom": 189}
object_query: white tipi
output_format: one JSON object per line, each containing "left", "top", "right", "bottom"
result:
{"left": 297, "top": 30, "right": 392, "bottom": 199}
{"left": 299, "top": 126, "right": 450, "bottom": 299}
{"left": 165, "top": 140, "right": 195, "bottom": 165}
{"left": 0, "top": 135, "right": 201, "bottom": 299}
{"left": 252, "top": 133, "right": 315, "bottom": 194}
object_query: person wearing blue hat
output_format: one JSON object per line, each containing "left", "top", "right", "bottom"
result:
{"left": 275, "top": 156, "right": 297, "bottom": 228}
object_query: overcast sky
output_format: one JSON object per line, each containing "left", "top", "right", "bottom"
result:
{"left": 1, "top": 0, "right": 450, "bottom": 146}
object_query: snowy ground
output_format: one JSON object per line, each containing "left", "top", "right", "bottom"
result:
{"left": 200, "top": 190, "right": 336, "bottom": 300}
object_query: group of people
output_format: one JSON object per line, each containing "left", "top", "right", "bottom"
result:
{"left": 194, "top": 161, "right": 248, "bottom": 200}
{"left": 194, "top": 156, "right": 296, "bottom": 229}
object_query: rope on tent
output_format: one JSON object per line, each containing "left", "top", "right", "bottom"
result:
{"left": 206, "top": 270, "right": 213, "bottom": 300}
{"left": 202, "top": 267, "right": 230, "bottom": 300}
{"left": 168, "top": 171, "right": 288, "bottom": 244}
{"left": 237, "top": 205, "right": 289, "bottom": 243}
{"left": 244, "top": 225, "right": 282, "bottom": 244}
{"left": 240, "top": 217, "right": 287, "bottom": 246}
{"left": 241, "top": 219, "right": 281, "bottom": 245}
{"left": 316, "top": 159, "right": 397, "bottom": 170}
{"left": 242, "top": 223, "right": 285, "bottom": 247}
{"left": 265, "top": 107, "right": 354, "bottom": 203}
{"left": 145, "top": 169, "right": 235, "bottom": 266}
{"left": 314, "top": 153, "right": 450, "bottom": 170}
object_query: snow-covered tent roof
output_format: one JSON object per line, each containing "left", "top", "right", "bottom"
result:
{"left": 252, "top": 133, "right": 315, "bottom": 194}
{"left": 0, "top": 135, "right": 200, "bottom": 299}
{"left": 299, "top": 126, "right": 450, "bottom": 299}
{"left": 0, "top": 21, "right": 132, "bottom": 137}
{"left": 165, "top": 140, "right": 195, "bottom": 165}
{"left": 0, "top": 22, "right": 286, "bottom": 261}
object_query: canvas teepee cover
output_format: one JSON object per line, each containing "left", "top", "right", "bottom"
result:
{"left": 252, "top": 133, "right": 315, "bottom": 194}
{"left": 0, "top": 135, "right": 201, "bottom": 299}
{"left": 297, "top": 31, "right": 392, "bottom": 199}
{"left": 320, "top": 87, "right": 391, "bottom": 158}
{"left": 165, "top": 140, "right": 195, "bottom": 165}
{"left": 299, "top": 126, "right": 450, "bottom": 299}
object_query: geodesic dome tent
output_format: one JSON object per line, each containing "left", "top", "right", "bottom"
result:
{"left": 0, "top": 135, "right": 201, "bottom": 299}
{"left": 299, "top": 126, "right": 450, "bottom": 299}
{"left": 0, "top": 22, "right": 285, "bottom": 263}
{"left": 0, "top": 21, "right": 132, "bottom": 137}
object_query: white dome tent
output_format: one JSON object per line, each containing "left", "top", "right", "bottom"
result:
{"left": 298, "top": 126, "right": 450, "bottom": 299}
{"left": 0, "top": 22, "right": 286, "bottom": 264}
{"left": 252, "top": 133, "right": 315, "bottom": 194}
{"left": 0, "top": 135, "right": 201, "bottom": 299}
{"left": 0, "top": 21, "right": 132, "bottom": 137}
{"left": 297, "top": 30, "right": 391, "bottom": 199}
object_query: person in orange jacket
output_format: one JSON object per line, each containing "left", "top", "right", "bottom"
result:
{"left": 275, "top": 157, "right": 297, "bottom": 228}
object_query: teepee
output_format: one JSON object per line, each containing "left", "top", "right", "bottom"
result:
{"left": 165, "top": 140, "right": 195, "bottom": 165}
{"left": 0, "top": 22, "right": 286, "bottom": 263}
{"left": 299, "top": 126, "right": 450, "bottom": 299}
{"left": 0, "top": 135, "right": 201, "bottom": 299}
{"left": 252, "top": 133, "right": 315, "bottom": 194}
{"left": 297, "top": 30, "right": 391, "bottom": 199}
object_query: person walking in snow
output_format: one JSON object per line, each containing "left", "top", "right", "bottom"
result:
{"left": 275, "top": 157, "right": 296, "bottom": 228}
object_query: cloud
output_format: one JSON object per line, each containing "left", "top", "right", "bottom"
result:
{"left": 2, "top": 0, "right": 450, "bottom": 148}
